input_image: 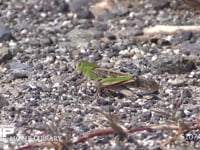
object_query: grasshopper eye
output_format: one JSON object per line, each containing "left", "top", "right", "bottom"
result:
{"left": 75, "top": 61, "right": 81, "bottom": 69}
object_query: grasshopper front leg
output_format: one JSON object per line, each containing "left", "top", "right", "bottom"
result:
{"left": 74, "top": 77, "right": 87, "bottom": 94}
{"left": 95, "top": 80, "right": 112, "bottom": 98}
{"left": 95, "top": 80, "right": 103, "bottom": 98}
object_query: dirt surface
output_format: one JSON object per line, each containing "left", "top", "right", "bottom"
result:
{"left": 0, "top": 0, "right": 200, "bottom": 149}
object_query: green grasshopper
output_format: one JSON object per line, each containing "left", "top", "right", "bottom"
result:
{"left": 94, "top": 67, "right": 159, "bottom": 92}
{"left": 76, "top": 60, "right": 159, "bottom": 96}
{"left": 76, "top": 60, "right": 133, "bottom": 87}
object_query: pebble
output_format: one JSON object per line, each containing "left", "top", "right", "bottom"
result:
{"left": 0, "top": 47, "right": 13, "bottom": 64}
{"left": 181, "top": 37, "right": 200, "bottom": 56}
{"left": 9, "top": 61, "right": 30, "bottom": 70}
{"left": 151, "top": 55, "right": 196, "bottom": 74}
{"left": 168, "top": 78, "right": 186, "bottom": 86}
{"left": 0, "top": 24, "right": 14, "bottom": 41}
{"left": 0, "top": 95, "right": 9, "bottom": 108}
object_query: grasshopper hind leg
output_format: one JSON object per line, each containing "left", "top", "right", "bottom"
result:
{"left": 75, "top": 77, "right": 95, "bottom": 96}
{"left": 98, "top": 88, "right": 125, "bottom": 99}
{"left": 74, "top": 77, "right": 87, "bottom": 91}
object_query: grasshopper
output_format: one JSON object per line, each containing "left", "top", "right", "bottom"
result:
{"left": 76, "top": 60, "right": 159, "bottom": 96}
{"left": 94, "top": 67, "right": 159, "bottom": 92}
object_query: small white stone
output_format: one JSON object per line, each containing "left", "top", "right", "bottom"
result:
{"left": 30, "top": 97, "right": 35, "bottom": 101}
{"left": 80, "top": 48, "right": 86, "bottom": 53}
{"left": 120, "top": 19, "right": 128, "bottom": 24}
{"left": 124, "top": 122, "right": 130, "bottom": 128}
{"left": 165, "top": 88, "right": 172, "bottom": 95}
{"left": 9, "top": 41, "right": 17, "bottom": 47}
{"left": 53, "top": 82, "right": 60, "bottom": 88}
{"left": 184, "top": 110, "right": 191, "bottom": 116}
{"left": 29, "top": 84, "right": 37, "bottom": 89}
{"left": 119, "top": 50, "right": 128, "bottom": 55}
{"left": 44, "top": 56, "right": 54, "bottom": 64}
{"left": 6, "top": 11, "right": 12, "bottom": 18}
{"left": 73, "top": 108, "right": 79, "bottom": 112}
{"left": 188, "top": 71, "right": 195, "bottom": 78}
{"left": 174, "top": 49, "right": 180, "bottom": 54}
{"left": 61, "top": 20, "right": 70, "bottom": 27}
{"left": 129, "top": 12, "right": 135, "bottom": 18}
{"left": 25, "top": 38, "right": 30, "bottom": 42}
{"left": 21, "top": 29, "right": 28, "bottom": 35}
{"left": 169, "top": 104, "right": 173, "bottom": 109}
{"left": 40, "top": 13, "right": 47, "bottom": 18}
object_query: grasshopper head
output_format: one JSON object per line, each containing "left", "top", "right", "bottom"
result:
{"left": 71, "top": 60, "right": 81, "bottom": 72}
{"left": 75, "top": 61, "right": 81, "bottom": 69}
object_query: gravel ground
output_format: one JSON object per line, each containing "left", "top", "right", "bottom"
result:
{"left": 0, "top": 0, "right": 200, "bottom": 150}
